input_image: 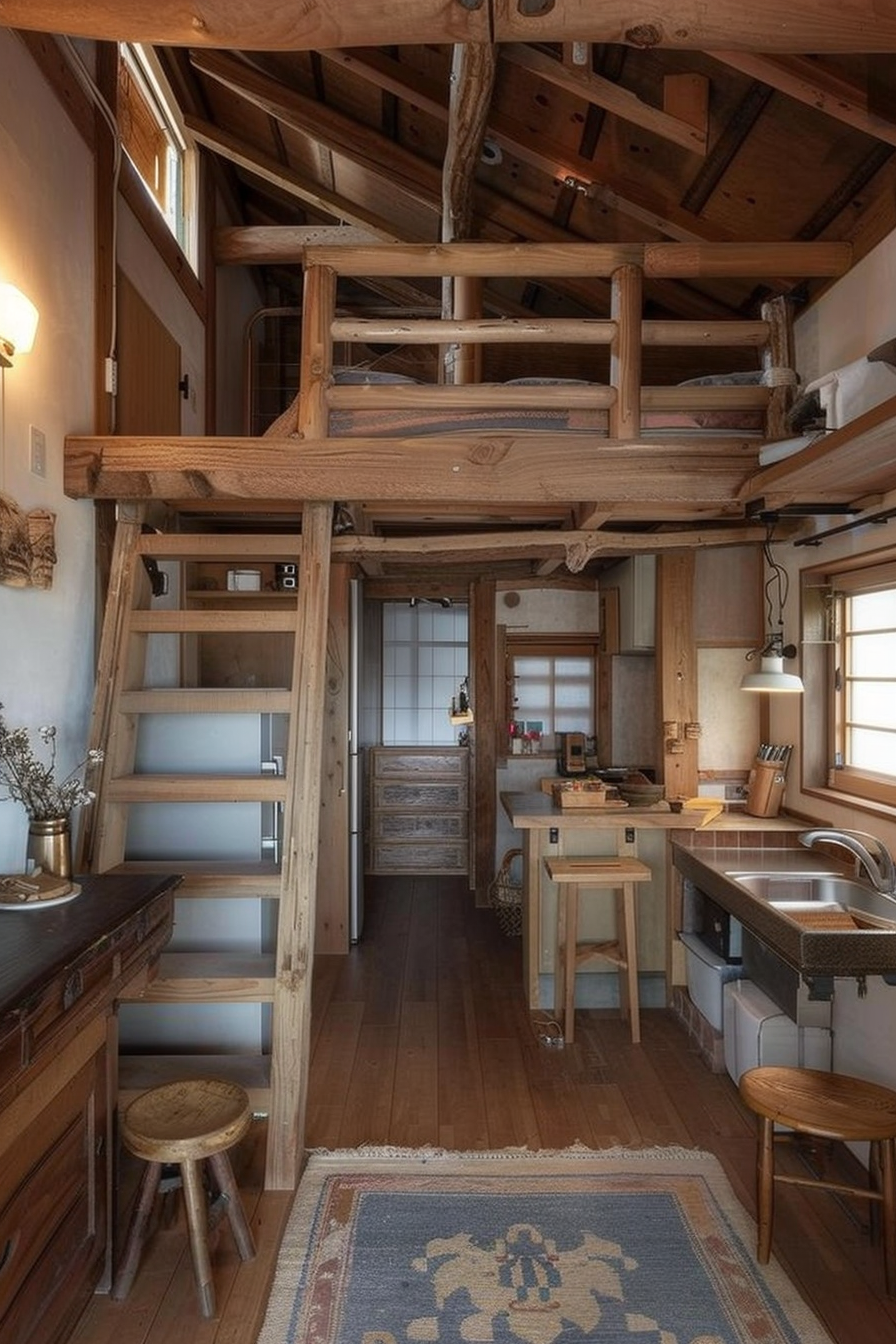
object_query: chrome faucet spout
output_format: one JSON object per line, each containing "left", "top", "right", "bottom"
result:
{"left": 799, "top": 828, "right": 896, "bottom": 897}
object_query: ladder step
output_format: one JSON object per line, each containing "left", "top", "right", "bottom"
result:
{"left": 107, "top": 774, "right": 287, "bottom": 803}
{"left": 118, "top": 688, "right": 292, "bottom": 714}
{"left": 125, "top": 952, "right": 276, "bottom": 1002}
{"left": 137, "top": 534, "right": 301, "bottom": 562}
{"left": 119, "top": 1053, "right": 272, "bottom": 1113}
{"left": 127, "top": 610, "right": 298, "bottom": 633}
{"left": 108, "top": 860, "right": 282, "bottom": 898}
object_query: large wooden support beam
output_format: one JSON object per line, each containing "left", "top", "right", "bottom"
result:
{"left": 303, "top": 240, "right": 852, "bottom": 279}
{"left": 655, "top": 552, "right": 699, "bottom": 801}
{"left": 64, "top": 434, "right": 761, "bottom": 506}
{"left": 266, "top": 501, "right": 333, "bottom": 1191}
{"left": 5, "top": 1, "right": 892, "bottom": 51}
{"left": 470, "top": 576, "right": 497, "bottom": 902}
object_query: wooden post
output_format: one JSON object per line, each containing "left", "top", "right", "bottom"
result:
{"left": 265, "top": 500, "right": 333, "bottom": 1190}
{"left": 655, "top": 552, "right": 699, "bottom": 800}
{"left": 609, "top": 263, "right": 642, "bottom": 439}
{"left": 470, "top": 574, "right": 496, "bottom": 903}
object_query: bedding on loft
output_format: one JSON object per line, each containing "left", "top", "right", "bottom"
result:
{"left": 264, "top": 369, "right": 771, "bottom": 441}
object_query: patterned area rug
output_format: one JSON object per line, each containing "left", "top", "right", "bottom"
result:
{"left": 256, "top": 1146, "right": 833, "bottom": 1344}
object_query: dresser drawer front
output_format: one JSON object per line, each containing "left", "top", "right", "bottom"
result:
{"left": 370, "top": 841, "right": 468, "bottom": 873}
{"left": 373, "top": 812, "right": 468, "bottom": 841}
{"left": 373, "top": 750, "right": 467, "bottom": 779}
{"left": 373, "top": 780, "right": 468, "bottom": 811}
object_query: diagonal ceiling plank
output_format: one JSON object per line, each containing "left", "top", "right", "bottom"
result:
{"left": 709, "top": 53, "right": 896, "bottom": 147}
{"left": 190, "top": 49, "right": 442, "bottom": 214}
{"left": 501, "top": 42, "right": 707, "bottom": 154}
{"left": 184, "top": 116, "right": 405, "bottom": 238}
{"left": 5, "top": 0, "right": 893, "bottom": 50}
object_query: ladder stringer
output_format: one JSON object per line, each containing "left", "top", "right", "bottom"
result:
{"left": 265, "top": 501, "right": 334, "bottom": 1191}
{"left": 78, "top": 504, "right": 149, "bottom": 872}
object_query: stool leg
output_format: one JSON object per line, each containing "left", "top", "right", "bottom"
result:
{"left": 563, "top": 886, "right": 579, "bottom": 1043}
{"left": 880, "top": 1138, "right": 896, "bottom": 1297}
{"left": 756, "top": 1115, "right": 775, "bottom": 1264}
{"left": 554, "top": 883, "right": 568, "bottom": 1036}
{"left": 620, "top": 882, "right": 640, "bottom": 1045}
{"left": 111, "top": 1161, "right": 163, "bottom": 1301}
{"left": 181, "top": 1158, "right": 216, "bottom": 1318}
{"left": 208, "top": 1150, "right": 256, "bottom": 1261}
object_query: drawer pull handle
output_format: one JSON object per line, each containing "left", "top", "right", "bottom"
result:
{"left": 63, "top": 969, "right": 83, "bottom": 1009}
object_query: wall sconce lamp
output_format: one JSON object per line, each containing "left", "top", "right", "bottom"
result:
{"left": 0, "top": 283, "right": 39, "bottom": 368}
{"left": 741, "top": 524, "right": 805, "bottom": 694}
{"left": 449, "top": 676, "right": 474, "bottom": 726}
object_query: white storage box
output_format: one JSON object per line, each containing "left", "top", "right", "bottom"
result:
{"left": 723, "top": 979, "right": 831, "bottom": 1085}
{"left": 678, "top": 931, "right": 741, "bottom": 1032}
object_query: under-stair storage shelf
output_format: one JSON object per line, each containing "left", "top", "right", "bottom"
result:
{"left": 367, "top": 747, "right": 469, "bottom": 874}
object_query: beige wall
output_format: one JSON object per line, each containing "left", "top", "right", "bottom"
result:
{"left": 0, "top": 30, "right": 96, "bottom": 871}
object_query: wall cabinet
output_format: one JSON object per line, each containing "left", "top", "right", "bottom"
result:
{"left": 367, "top": 747, "right": 469, "bottom": 874}
{"left": 603, "top": 555, "right": 656, "bottom": 652}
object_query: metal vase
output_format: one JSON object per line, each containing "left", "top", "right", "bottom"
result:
{"left": 26, "top": 816, "right": 73, "bottom": 880}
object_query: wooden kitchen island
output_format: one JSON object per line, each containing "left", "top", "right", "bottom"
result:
{"left": 0, "top": 871, "right": 178, "bottom": 1344}
{"left": 501, "top": 791, "right": 803, "bottom": 1011}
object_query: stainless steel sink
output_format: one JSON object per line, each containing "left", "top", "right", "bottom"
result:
{"left": 725, "top": 871, "right": 896, "bottom": 923}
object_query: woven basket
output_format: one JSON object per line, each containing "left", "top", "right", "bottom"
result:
{"left": 489, "top": 847, "right": 523, "bottom": 937}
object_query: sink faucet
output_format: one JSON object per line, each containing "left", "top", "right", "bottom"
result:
{"left": 799, "top": 828, "right": 896, "bottom": 897}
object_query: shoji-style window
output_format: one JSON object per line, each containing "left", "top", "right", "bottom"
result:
{"left": 382, "top": 601, "right": 469, "bottom": 746}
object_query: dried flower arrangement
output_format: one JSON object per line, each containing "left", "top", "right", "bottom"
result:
{"left": 0, "top": 702, "right": 103, "bottom": 820}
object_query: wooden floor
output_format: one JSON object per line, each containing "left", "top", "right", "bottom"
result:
{"left": 71, "top": 874, "right": 896, "bottom": 1344}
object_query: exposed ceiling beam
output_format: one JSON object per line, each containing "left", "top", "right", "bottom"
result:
{"left": 709, "top": 53, "right": 896, "bottom": 147}
{"left": 443, "top": 43, "right": 496, "bottom": 242}
{"left": 500, "top": 43, "right": 707, "bottom": 154}
{"left": 5, "top": 1, "right": 893, "bottom": 51}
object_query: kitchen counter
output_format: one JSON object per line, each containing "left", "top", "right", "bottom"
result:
{"left": 501, "top": 790, "right": 804, "bottom": 1009}
{"left": 671, "top": 841, "right": 896, "bottom": 984}
{"left": 0, "top": 870, "right": 178, "bottom": 1344}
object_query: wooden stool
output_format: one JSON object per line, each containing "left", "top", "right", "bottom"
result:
{"left": 739, "top": 1065, "right": 896, "bottom": 1296}
{"left": 112, "top": 1078, "right": 256, "bottom": 1317}
{"left": 544, "top": 856, "right": 651, "bottom": 1044}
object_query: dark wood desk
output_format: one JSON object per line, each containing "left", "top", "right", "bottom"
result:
{"left": 0, "top": 872, "right": 178, "bottom": 1344}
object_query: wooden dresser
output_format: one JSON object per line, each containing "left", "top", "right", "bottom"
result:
{"left": 0, "top": 872, "right": 177, "bottom": 1344}
{"left": 367, "top": 747, "right": 469, "bottom": 874}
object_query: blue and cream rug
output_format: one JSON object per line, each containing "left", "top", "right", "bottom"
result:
{"left": 256, "top": 1146, "right": 833, "bottom": 1344}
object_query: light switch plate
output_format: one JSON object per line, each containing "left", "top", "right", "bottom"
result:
{"left": 29, "top": 425, "right": 46, "bottom": 477}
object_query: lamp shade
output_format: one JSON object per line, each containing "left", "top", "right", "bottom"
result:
{"left": 0, "top": 283, "right": 39, "bottom": 365}
{"left": 740, "top": 654, "right": 804, "bottom": 694}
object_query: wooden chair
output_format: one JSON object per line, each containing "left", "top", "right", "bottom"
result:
{"left": 739, "top": 1065, "right": 896, "bottom": 1296}
{"left": 544, "top": 856, "right": 651, "bottom": 1044}
{"left": 112, "top": 1078, "right": 256, "bottom": 1318}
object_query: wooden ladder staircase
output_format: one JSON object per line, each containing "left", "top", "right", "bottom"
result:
{"left": 79, "top": 502, "right": 335, "bottom": 1189}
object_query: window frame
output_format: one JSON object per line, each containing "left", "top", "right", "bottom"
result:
{"left": 802, "top": 548, "right": 896, "bottom": 813}
{"left": 502, "top": 632, "right": 600, "bottom": 757}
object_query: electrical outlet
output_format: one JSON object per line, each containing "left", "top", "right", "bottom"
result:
{"left": 29, "top": 425, "right": 46, "bottom": 477}
{"left": 549, "top": 827, "right": 559, "bottom": 844}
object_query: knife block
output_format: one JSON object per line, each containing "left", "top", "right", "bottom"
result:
{"left": 745, "top": 758, "right": 787, "bottom": 818}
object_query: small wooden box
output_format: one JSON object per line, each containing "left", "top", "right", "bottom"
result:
{"left": 552, "top": 781, "right": 626, "bottom": 810}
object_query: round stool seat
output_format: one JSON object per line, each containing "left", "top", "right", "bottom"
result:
{"left": 740, "top": 1065, "right": 896, "bottom": 1141}
{"left": 122, "top": 1077, "right": 253, "bottom": 1162}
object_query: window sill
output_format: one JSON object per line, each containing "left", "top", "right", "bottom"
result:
{"left": 802, "top": 784, "right": 896, "bottom": 826}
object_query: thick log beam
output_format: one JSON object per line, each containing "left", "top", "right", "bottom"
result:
{"left": 64, "top": 433, "right": 759, "bottom": 506}
{"left": 3, "top": 1, "right": 892, "bottom": 51}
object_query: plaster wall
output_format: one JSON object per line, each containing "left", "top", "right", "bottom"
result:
{"left": 0, "top": 30, "right": 96, "bottom": 871}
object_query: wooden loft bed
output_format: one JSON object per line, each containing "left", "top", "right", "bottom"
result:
{"left": 66, "top": 238, "right": 896, "bottom": 554}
